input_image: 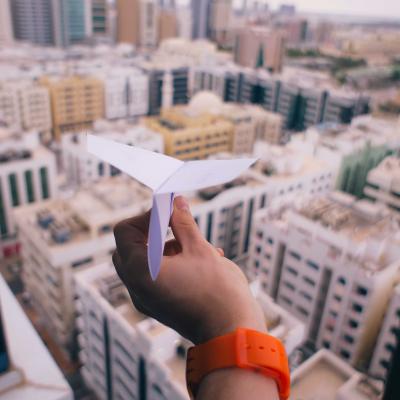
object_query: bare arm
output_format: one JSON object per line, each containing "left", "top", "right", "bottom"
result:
{"left": 113, "top": 196, "right": 280, "bottom": 400}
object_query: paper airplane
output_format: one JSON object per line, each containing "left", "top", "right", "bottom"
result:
{"left": 87, "top": 134, "right": 256, "bottom": 280}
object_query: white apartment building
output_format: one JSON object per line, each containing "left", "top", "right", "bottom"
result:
{"left": 0, "top": 130, "right": 57, "bottom": 258}
{"left": 190, "top": 147, "right": 335, "bottom": 265}
{"left": 291, "top": 349, "right": 383, "bottom": 400}
{"left": 365, "top": 156, "right": 400, "bottom": 214}
{"left": 250, "top": 191, "right": 400, "bottom": 370}
{"left": 0, "top": 81, "right": 52, "bottom": 139}
{"left": 14, "top": 177, "right": 152, "bottom": 348}
{"left": 97, "top": 67, "right": 149, "bottom": 120}
{"left": 140, "top": 0, "right": 159, "bottom": 48}
{"left": 0, "top": 275, "right": 73, "bottom": 400}
{"left": 290, "top": 115, "right": 400, "bottom": 176}
{"left": 369, "top": 284, "right": 400, "bottom": 379}
{"left": 74, "top": 262, "right": 189, "bottom": 400}
{"left": 61, "top": 120, "right": 163, "bottom": 186}
{"left": 255, "top": 290, "right": 305, "bottom": 356}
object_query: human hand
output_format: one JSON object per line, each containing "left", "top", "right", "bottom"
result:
{"left": 113, "top": 196, "right": 266, "bottom": 345}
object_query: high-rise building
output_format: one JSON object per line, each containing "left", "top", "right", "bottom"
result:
{"left": 90, "top": 0, "right": 108, "bottom": 38}
{"left": 158, "top": 9, "right": 178, "bottom": 44}
{"left": 209, "top": 0, "right": 232, "bottom": 46}
{"left": 364, "top": 156, "right": 400, "bottom": 214}
{"left": 250, "top": 191, "right": 400, "bottom": 369}
{"left": 234, "top": 27, "right": 286, "bottom": 73}
{"left": 191, "top": 0, "right": 211, "bottom": 39}
{"left": 116, "top": 0, "right": 140, "bottom": 45}
{"left": 369, "top": 284, "right": 400, "bottom": 379}
{"left": 52, "top": 0, "right": 91, "bottom": 47}
{"left": 40, "top": 75, "right": 104, "bottom": 141}
{"left": 14, "top": 177, "right": 152, "bottom": 348}
{"left": 0, "top": 275, "right": 73, "bottom": 400}
{"left": 0, "top": 0, "right": 13, "bottom": 46}
{"left": 11, "top": 0, "right": 55, "bottom": 46}
{"left": 61, "top": 120, "right": 163, "bottom": 186}
{"left": 116, "top": 0, "right": 158, "bottom": 48}
{"left": 0, "top": 130, "right": 57, "bottom": 258}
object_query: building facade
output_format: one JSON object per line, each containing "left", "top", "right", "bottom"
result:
{"left": 14, "top": 177, "right": 152, "bottom": 348}
{"left": 40, "top": 75, "right": 104, "bottom": 140}
{"left": 0, "top": 130, "right": 57, "bottom": 258}
{"left": 0, "top": 0, "right": 13, "bottom": 46}
{"left": 250, "top": 191, "right": 400, "bottom": 369}
{"left": 364, "top": 156, "right": 400, "bottom": 214}
{"left": 191, "top": 0, "right": 211, "bottom": 39}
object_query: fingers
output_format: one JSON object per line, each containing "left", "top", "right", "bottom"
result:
{"left": 216, "top": 248, "right": 225, "bottom": 257}
{"left": 113, "top": 210, "right": 151, "bottom": 260}
{"left": 170, "top": 196, "right": 205, "bottom": 250}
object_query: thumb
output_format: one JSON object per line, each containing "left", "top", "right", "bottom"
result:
{"left": 170, "top": 196, "right": 204, "bottom": 249}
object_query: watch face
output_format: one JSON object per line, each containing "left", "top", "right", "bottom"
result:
{"left": 0, "top": 305, "right": 10, "bottom": 374}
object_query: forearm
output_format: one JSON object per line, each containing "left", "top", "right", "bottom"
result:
{"left": 196, "top": 368, "right": 280, "bottom": 400}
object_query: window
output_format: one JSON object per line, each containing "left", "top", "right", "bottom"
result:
{"left": 323, "top": 341, "right": 330, "bottom": 349}
{"left": 256, "top": 246, "right": 262, "bottom": 254}
{"left": 24, "top": 170, "right": 34, "bottom": 203}
{"left": 306, "top": 260, "right": 319, "bottom": 271}
{"left": 260, "top": 194, "right": 266, "bottom": 208}
{"left": 206, "top": 212, "right": 213, "bottom": 242}
{"left": 385, "top": 343, "right": 395, "bottom": 352}
{"left": 267, "top": 237, "right": 274, "bottom": 245}
{"left": 349, "top": 319, "right": 359, "bottom": 329}
{"left": 303, "top": 276, "right": 316, "bottom": 287}
{"left": 0, "top": 182, "right": 7, "bottom": 236}
{"left": 330, "top": 310, "right": 338, "bottom": 318}
{"left": 254, "top": 260, "right": 260, "bottom": 269}
{"left": 243, "top": 199, "right": 254, "bottom": 253}
{"left": 280, "top": 295, "right": 293, "bottom": 306}
{"left": 352, "top": 303, "right": 363, "bottom": 313}
{"left": 283, "top": 281, "right": 295, "bottom": 291}
{"left": 71, "top": 257, "right": 93, "bottom": 268}
{"left": 289, "top": 250, "right": 301, "bottom": 261}
{"left": 356, "top": 286, "right": 368, "bottom": 296}
{"left": 287, "top": 266, "right": 298, "bottom": 276}
{"left": 340, "top": 349, "right": 350, "bottom": 360}
{"left": 297, "top": 306, "right": 309, "bottom": 317}
{"left": 8, "top": 174, "right": 19, "bottom": 206}
{"left": 380, "top": 360, "right": 390, "bottom": 370}
{"left": 338, "top": 276, "right": 347, "bottom": 285}
{"left": 333, "top": 294, "right": 342, "bottom": 302}
{"left": 343, "top": 334, "right": 354, "bottom": 344}
{"left": 40, "top": 167, "right": 49, "bottom": 199}
{"left": 299, "top": 290, "right": 312, "bottom": 301}
{"left": 98, "top": 162, "right": 104, "bottom": 176}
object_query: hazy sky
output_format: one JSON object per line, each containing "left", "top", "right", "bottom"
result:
{"left": 179, "top": 0, "right": 400, "bottom": 19}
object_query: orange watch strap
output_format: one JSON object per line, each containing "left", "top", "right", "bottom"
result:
{"left": 186, "top": 328, "right": 290, "bottom": 400}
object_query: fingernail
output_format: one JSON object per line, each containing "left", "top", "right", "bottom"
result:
{"left": 175, "top": 196, "right": 190, "bottom": 211}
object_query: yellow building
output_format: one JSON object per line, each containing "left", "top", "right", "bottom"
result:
{"left": 145, "top": 92, "right": 234, "bottom": 160}
{"left": 40, "top": 76, "right": 104, "bottom": 141}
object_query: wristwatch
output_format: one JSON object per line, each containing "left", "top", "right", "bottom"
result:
{"left": 186, "top": 327, "right": 290, "bottom": 399}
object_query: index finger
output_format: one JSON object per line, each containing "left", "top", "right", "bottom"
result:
{"left": 113, "top": 210, "right": 151, "bottom": 261}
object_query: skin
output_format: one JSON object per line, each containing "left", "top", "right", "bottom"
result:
{"left": 113, "top": 196, "right": 279, "bottom": 400}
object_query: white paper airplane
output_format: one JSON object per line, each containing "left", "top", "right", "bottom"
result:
{"left": 87, "top": 134, "right": 257, "bottom": 280}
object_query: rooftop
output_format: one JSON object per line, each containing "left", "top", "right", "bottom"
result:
{"left": 367, "top": 156, "right": 400, "bottom": 188}
{"left": 15, "top": 177, "right": 151, "bottom": 248}
{"left": 291, "top": 349, "right": 358, "bottom": 400}
{"left": 258, "top": 191, "right": 400, "bottom": 271}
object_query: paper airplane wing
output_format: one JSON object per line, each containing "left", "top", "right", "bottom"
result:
{"left": 87, "top": 134, "right": 183, "bottom": 191}
{"left": 156, "top": 158, "right": 257, "bottom": 193}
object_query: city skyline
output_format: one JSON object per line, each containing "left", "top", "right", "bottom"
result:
{"left": 178, "top": 0, "right": 400, "bottom": 19}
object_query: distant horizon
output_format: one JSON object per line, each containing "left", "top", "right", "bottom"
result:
{"left": 176, "top": 0, "right": 400, "bottom": 21}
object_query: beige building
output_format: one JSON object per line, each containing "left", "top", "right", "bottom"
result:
{"left": 0, "top": 0, "right": 13, "bottom": 46}
{"left": 146, "top": 92, "right": 234, "bottom": 160}
{"left": 116, "top": 0, "right": 140, "bottom": 45}
{"left": 40, "top": 75, "right": 104, "bottom": 141}
{"left": 146, "top": 92, "right": 284, "bottom": 158}
{"left": 209, "top": 0, "right": 233, "bottom": 46}
{"left": 234, "top": 27, "right": 286, "bottom": 73}
{"left": 116, "top": 0, "right": 158, "bottom": 48}
{"left": 158, "top": 9, "right": 178, "bottom": 44}
{"left": 0, "top": 81, "right": 52, "bottom": 140}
